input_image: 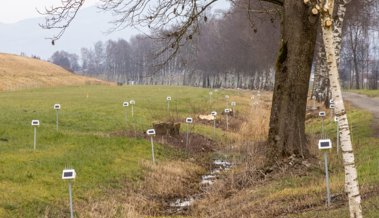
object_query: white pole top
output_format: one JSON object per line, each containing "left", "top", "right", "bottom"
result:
{"left": 31, "top": 120, "right": 40, "bottom": 126}
{"left": 54, "top": 104, "right": 61, "bottom": 110}
{"left": 186, "top": 117, "right": 193, "bottom": 123}
{"left": 62, "top": 169, "right": 76, "bottom": 180}
{"left": 318, "top": 139, "right": 332, "bottom": 150}
{"left": 147, "top": 129, "right": 156, "bottom": 136}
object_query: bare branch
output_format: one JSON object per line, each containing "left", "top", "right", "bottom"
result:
{"left": 38, "top": 0, "right": 85, "bottom": 42}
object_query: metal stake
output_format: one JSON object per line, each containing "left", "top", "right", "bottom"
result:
{"left": 150, "top": 136, "right": 155, "bottom": 163}
{"left": 186, "top": 123, "right": 189, "bottom": 149}
{"left": 324, "top": 152, "right": 331, "bottom": 206}
{"left": 34, "top": 127, "right": 37, "bottom": 150}
{"left": 68, "top": 181, "right": 74, "bottom": 218}
{"left": 131, "top": 105, "right": 134, "bottom": 118}
{"left": 321, "top": 116, "right": 325, "bottom": 138}
{"left": 226, "top": 114, "right": 229, "bottom": 131}
{"left": 56, "top": 110, "right": 59, "bottom": 131}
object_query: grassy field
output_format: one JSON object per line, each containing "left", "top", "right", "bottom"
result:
{"left": 1, "top": 83, "right": 379, "bottom": 217}
{"left": 0, "top": 85, "right": 246, "bottom": 217}
{"left": 348, "top": 89, "right": 379, "bottom": 97}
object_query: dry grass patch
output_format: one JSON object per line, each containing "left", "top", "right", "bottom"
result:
{"left": 77, "top": 160, "right": 205, "bottom": 217}
{"left": 140, "top": 160, "right": 205, "bottom": 199}
{"left": 0, "top": 53, "right": 109, "bottom": 91}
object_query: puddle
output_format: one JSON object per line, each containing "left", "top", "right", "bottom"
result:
{"left": 169, "top": 159, "right": 232, "bottom": 213}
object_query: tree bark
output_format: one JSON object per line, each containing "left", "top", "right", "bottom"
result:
{"left": 268, "top": 1, "right": 318, "bottom": 159}
{"left": 320, "top": 0, "right": 363, "bottom": 217}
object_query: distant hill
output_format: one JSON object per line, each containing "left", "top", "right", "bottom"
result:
{"left": 0, "top": 53, "right": 108, "bottom": 91}
{"left": 0, "top": 6, "right": 143, "bottom": 59}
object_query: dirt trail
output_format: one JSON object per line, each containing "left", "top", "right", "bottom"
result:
{"left": 343, "top": 92, "right": 379, "bottom": 137}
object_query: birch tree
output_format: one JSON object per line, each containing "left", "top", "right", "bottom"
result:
{"left": 318, "top": 0, "right": 363, "bottom": 216}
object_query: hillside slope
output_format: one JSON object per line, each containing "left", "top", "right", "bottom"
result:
{"left": 0, "top": 53, "right": 107, "bottom": 91}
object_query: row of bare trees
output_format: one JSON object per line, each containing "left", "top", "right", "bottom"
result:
{"left": 50, "top": 2, "right": 280, "bottom": 89}
{"left": 339, "top": 0, "right": 379, "bottom": 89}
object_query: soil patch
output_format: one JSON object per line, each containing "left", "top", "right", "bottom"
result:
{"left": 110, "top": 130, "right": 216, "bottom": 154}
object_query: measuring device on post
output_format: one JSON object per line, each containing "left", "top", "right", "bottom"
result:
{"left": 318, "top": 139, "right": 332, "bottom": 207}
{"left": 31, "top": 120, "right": 40, "bottom": 150}
{"left": 185, "top": 117, "right": 193, "bottom": 148}
{"left": 62, "top": 168, "right": 76, "bottom": 218}
{"left": 146, "top": 129, "right": 156, "bottom": 163}
{"left": 54, "top": 104, "right": 61, "bottom": 131}
{"left": 224, "top": 108, "right": 230, "bottom": 131}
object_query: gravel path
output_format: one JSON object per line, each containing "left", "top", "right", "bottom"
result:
{"left": 343, "top": 92, "right": 379, "bottom": 137}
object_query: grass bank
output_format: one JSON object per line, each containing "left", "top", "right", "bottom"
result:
{"left": 0, "top": 85, "right": 247, "bottom": 217}
{"left": 348, "top": 89, "right": 379, "bottom": 97}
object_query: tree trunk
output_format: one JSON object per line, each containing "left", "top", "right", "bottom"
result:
{"left": 333, "top": 0, "right": 349, "bottom": 66}
{"left": 268, "top": 1, "right": 318, "bottom": 159}
{"left": 321, "top": 0, "right": 363, "bottom": 217}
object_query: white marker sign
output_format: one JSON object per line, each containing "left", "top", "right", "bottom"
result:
{"left": 146, "top": 129, "right": 156, "bottom": 136}
{"left": 186, "top": 117, "right": 193, "bottom": 124}
{"left": 31, "top": 120, "right": 40, "bottom": 126}
{"left": 123, "top": 102, "right": 129, "bottom": 107}
{"left": 54, "top": 104, "right": 61, "bottom": 110}
{"left": 319, "top": 111, "right": 326, "bottom": 117}
{"left": 318, "top": 139, "right": 332, "bottom": 150}
{"left": 62, "top": 169, "right": 76, "bottom": 180}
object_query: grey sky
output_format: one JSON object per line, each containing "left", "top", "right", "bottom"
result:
{"left": 0, "top": 0, "right": 97, "bottom": 23}
{"left": 0, "top": 0, "right": 229, "bottom": 24}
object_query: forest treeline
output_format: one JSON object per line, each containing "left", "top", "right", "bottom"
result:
{"left": 50, "top": 1, "right": 280, "bottom": 89}
{"left": 50, "top": 0, "right": 379, "bottom": 90}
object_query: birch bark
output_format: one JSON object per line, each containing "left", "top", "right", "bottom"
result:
{"left": 320, "top": 0, "right": 363, "bottom": 217}
{"left": 333, "top": 0, "right": 350, "bottom": 66}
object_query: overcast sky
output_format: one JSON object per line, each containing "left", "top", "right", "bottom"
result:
{"left": 0, "top": 0, "right": 98, "bottom": 23}
{"left": 0, "top": 0, "right": 229, "bottom": 24}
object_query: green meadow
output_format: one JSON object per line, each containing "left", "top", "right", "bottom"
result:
{"left": 0, "top": 85, "right": 237, "bottom": 217}
{"left": 1, "top": 85, "right": 379, "bottom": 217}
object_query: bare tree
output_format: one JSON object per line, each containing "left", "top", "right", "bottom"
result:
{"left": 41, "top": 0, "right": 318, "bottom": 160}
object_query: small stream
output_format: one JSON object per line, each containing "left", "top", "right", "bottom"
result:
{"left": 169, "top": 159, "right": 232, "bottom": 212}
